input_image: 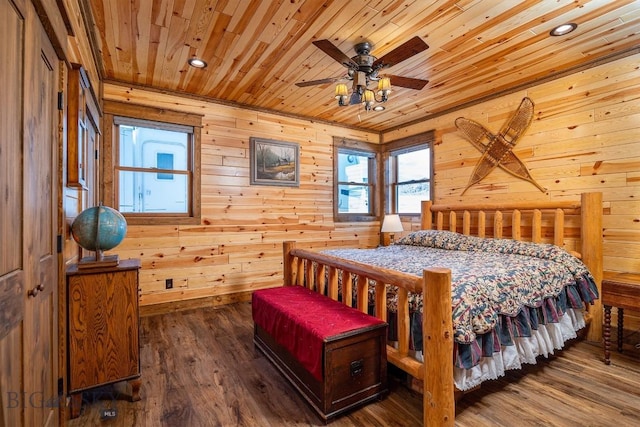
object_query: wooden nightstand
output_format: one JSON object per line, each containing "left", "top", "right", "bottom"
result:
{"left": 602, "top": 271, "right": 640, "bottom": 365}
{"left": 66, "top": 259, "right": 142, "bottom": 418}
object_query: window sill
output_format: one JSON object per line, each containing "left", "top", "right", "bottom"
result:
{"left": 122, "top": 215, "right": 201, "bottom": 226}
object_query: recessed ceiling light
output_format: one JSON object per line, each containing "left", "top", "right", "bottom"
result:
{"left": 188, "top": 58, "right": 207, "bottom": 68}
{"left": 550, "top": 23, "right": 577, "bottom": 37}
{"left": 373, "top": 105, "right": 385, "bottom": 111}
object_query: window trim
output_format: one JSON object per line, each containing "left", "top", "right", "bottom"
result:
{"left": 102, "top": 100, "right": 203, "bottom": 225}
{"left": 383, "top": 131, "right": 434, "bottom": 216}
{"left": 333, "top": 137, "right": 380, "bottom": 222}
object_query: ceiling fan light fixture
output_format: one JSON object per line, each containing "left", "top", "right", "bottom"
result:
{"left": 188, "top": 57, "right": 207, "bottom": 68}
{"left": 377, "top": 77, "right": 391, "bottom": 102}
{"left": 362, "top": 89, "right": 375, "bottom": 111}
{"left": 335, "top": 83, "right": 349, "bottom": 106}
{"left": 305, "top": 38, "right": 428, "bottom": 111}
{"left": 373, "top": 105, "right": 385, "bottom": 111}
{"left": 550, "top": 23, "right": 577, "bottom": 36}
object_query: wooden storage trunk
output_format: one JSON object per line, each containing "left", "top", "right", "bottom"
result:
{"left": 252, "top": 286, "right": 388, "bottom": 422}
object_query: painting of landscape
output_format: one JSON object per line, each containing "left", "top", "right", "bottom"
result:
{"left": 250, "top": 137, "right": 299, "bottom": 187}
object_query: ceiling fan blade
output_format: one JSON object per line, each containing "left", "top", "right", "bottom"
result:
{"left": 295, "top": 77, "right": 342, "bottom": 87}
{"left": 372, "top": 36, "right": 429, "bottom": 69}
{"left": 387, "top": 75, "right": 429, "bottom": 90}
{"left": 313, "top": 39, "right": 359, "bottom": 69}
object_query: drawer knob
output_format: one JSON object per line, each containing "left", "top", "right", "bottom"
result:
{"left": 28, "top": 283, "right": 45, "bottom": 298}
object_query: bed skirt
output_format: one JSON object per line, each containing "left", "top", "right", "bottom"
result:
{"left": 406, "top": 308, "right": 585, "bottom": 391}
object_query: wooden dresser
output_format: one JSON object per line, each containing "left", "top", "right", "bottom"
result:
{"left": 66, "top": 259, "right": 142, "bottom": 418}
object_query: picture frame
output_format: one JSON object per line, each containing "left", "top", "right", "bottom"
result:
{"left": 250, "top": 137, "right": 300, "bottom": 187}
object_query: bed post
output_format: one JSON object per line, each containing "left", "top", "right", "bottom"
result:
{"left": 283, "top": 241, "right": 295, "bottom": 286}
{"left": 421, "top": 200, "right": 433, "bottom": 230}
{"left": 423, "top": 267, "right": 454, "bottom": 427}
{"left": 581, "top": 192, "right": 603, "bottom": 342}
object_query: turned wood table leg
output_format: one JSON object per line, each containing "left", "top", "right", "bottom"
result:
{"left": 602, "top": 272, "right": 640, "bottom": 364}
{"left": 617, "top": 308, "right": 624, "bottom": 353}
{"left": 129, "top": 378, "right": 142, "bottom": 402}
{"left": 604, "top": 305, "right": 611, "bottom": 365}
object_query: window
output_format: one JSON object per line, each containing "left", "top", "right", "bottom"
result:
{"left": 333, "top": 137, "right": 379, "bottom": 221}
{"left": 103, "top": 101, "right": 202, "bottom": 225}
{"left": 385, "top": 131, "right": 434, "bottom": 215}
{"left": 116, "top": 119, "right": 190, "bottom": 213}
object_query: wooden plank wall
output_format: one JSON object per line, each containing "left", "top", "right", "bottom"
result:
{"left": 384, "top": 53, "right": 640, "bottom": 319}
{"left": 103, "top": 53, "right": 639, "bottom": 313}
{"left": 102, "top": 83, "right": 380, "bottom": 309}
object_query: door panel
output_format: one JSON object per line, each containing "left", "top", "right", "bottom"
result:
{"left": 0, "top": 0, "right": 59, "bottom": 425}
{"left": 0, "top": 0, "right": 26, "bottom": 425}
{"left": 22, "top": 11, "right": 59, "bottom": 426}
{"left": 0, "top": 273, "right": 24, "bottom": 427}
{"left": 0, "top": 0, "right": 23, "bottom": 274}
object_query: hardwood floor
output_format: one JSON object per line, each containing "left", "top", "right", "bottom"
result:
{"left": 68, "top": 302, "right": 640, "bottom": 427}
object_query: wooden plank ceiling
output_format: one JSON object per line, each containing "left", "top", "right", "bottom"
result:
{"left": 87, "top": 0, "right": 640, "bottom": 133}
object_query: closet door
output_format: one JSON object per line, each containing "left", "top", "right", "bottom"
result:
{"left": 0, "top": 0, "right": 59, "bottom": 425}
{"left": 0, "top": 0, "right": 26, "bottom": 424}
{"left": 23, "top": 7, "right": 59, "bottom": 426}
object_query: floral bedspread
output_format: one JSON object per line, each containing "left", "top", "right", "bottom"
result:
{"left": 321, "top": 230, "right": 598, "bottom": 369}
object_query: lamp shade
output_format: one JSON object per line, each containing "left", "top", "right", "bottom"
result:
{"left": 381, "top": 214, "right": 403, "bottom": 233}
{"left": 335, "top": 83, "right": 349, "bottom": 106}
{"left": 377, "top": 77, "right": 391, "bottom": 93}
{"left": 362, "top": 89, "right": 375, "bottom": 103}
{"left": 335, "top": 83, "right": 348, "bottom": 98}
{"left": 377, "top": 77, "right": 391, "bottom": 101}
{"left": 362, "top": 89, "right": 375, "bottom": 111}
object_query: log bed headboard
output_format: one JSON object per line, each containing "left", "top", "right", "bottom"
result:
{"left": 424, "top": 192, "right": 603, "bottom": 341}
{"left": 282, "top": 192, "right": 603, "bottom": 426}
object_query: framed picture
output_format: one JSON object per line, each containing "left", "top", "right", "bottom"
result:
{"left": 250, "top": 137, "right": 300, "bottom": 187}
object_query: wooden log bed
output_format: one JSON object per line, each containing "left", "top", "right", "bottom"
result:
{"left": 281, "top": 192, "right": 603, "bottom": 426}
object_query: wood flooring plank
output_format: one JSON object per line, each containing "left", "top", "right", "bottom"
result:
{"left": 68, "top": 302, "right": 640, "bottom": 427}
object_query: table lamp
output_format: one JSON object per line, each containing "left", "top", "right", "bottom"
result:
{"left": 381, "top": 214, "right": 403, "bottom": 244}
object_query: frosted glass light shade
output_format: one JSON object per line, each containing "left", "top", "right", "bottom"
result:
{"left": 335, "top": 83, "right": 348, "bottom": 97}
{"left": 362, "top": 89, "right": 375, "bottom": 110}
{"left": 335, "top": 83, "right": 349, "bottom": 106}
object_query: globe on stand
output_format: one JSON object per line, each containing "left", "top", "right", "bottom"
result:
{"left": 71, "top": 205, "right": 127, "bottom": 268}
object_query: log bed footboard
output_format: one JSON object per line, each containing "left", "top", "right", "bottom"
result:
{"left": 281, "top": 192, "right": 603, "bottom": 427}
{"left": 283, "top": 242, "right": 455, "bottom": 425}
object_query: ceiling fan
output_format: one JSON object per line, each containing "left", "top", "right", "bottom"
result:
{"left": 296, "top": 36, "right": 429, "bottom": 107}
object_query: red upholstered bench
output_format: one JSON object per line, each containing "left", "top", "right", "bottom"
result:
{"left": 252, "top": 286, "right": 388, "bottom": 422}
